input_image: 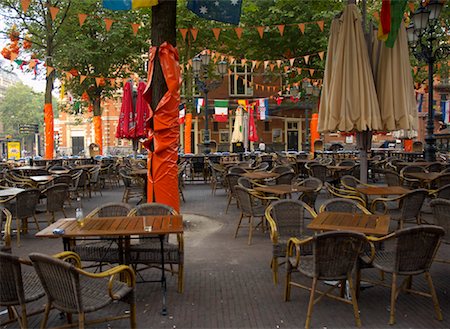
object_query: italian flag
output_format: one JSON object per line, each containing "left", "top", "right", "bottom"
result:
{"left": 214, "top": 99, "right": 229, "bottom": 122}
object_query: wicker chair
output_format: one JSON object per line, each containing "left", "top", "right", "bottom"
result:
{"left": 426, "top": 162, "right": 444, "bottom": 173}
{"left": 68, "top": 169, "right": 82, "bottom": 200}
{"left": 237, "top": 176, "right": 255, "bottom": 189}
{"left": 308, "top": 163, "right": 330, "bottom": 183}
{"left": 225, "top": 173, "right": 242, "bottom": 214}
{"left": 384, "top": 170, "right": 404, "bottom": 186}
{"left": 271, "top": 165, "right": 294, "bottom": 175}
{"left": 371, "top": 189, "right": 428, "bottom": 230}
{"left": 319, "top": 198, "right": 371, "bottom": 214}
{"left": 127, "top": 203, "right": 184, "bottom": 293}
{"left": 234, "top": 185, "right": 278, "bottom": 245}
{"left": 338, "top": 160, "right": 356, "bottom": 167}
{"left": 29, "top": 251, "right": 136, "bottom": 329}
{"left": 0, "top": 207, "right": 12, "bottom": 253}
{"left": 52, "top": 173, "right": 72, "bottom": 185}
{"left": 265, "top": 200, "right": 317, "bottom": 284}
{"left": 324, "top": 182, "right": 367, "bottom": 208}
{"left": 285, "top": 231, "right": 367, "bottom": 329}
{"left": 361, "top": 225, "right": 444, "bottom": 325}
{"left": 400, "top": 165, "right": 426, "bottom": 188}
{"left": 0, "top": 251, "right": 45, "bottom": 329}
{"left": 429, "top": 173, "right": 450, "bottom": 189}
{"left": 430, "top": 183, "right": 450, "bottom": 199}
{"left": 429, "top": 198, "right": 450, "bottom": 264}
{"left": 274, "top": 172, "right": 296, "bottom": 185}
{"left": 228, "top": 166, "right": 247, "bottom": 174}
{"left": 119, "top": 169, "right": 145, "bottom": 203}
{"left": 209, "top": 162, "right": 226, "bottom": 195}
{"left": 296, "top": 177, "right": 323, "bottom": 211}
{"left": 37, "top": 183, "right": 69, "bottom": 224}
{"left": 72, "top": 203, "right": 133, "bottom": 266}
{"left": 253, "top": 162, "right": 269, "bottom": 171}
{"left": 88, "top": 166, "right": 102, "bottom": 196}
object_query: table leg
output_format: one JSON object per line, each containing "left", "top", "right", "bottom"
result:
{"left": 159, "top": 234, "right": 167, "bottom": 316}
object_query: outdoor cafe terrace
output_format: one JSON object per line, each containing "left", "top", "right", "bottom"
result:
{"left": 0, "top": 153, "right": 449, "bottom": 329}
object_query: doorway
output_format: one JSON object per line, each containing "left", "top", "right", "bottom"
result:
{"left": 286, "top": 120, "right": 301, "bottom": 151}
{"left": 72, "top": 136, "right": 84, "bottom": 156}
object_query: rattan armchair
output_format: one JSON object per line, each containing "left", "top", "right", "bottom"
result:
{"left": 119, "top": 169, "right": 145, "bottom": 203}
{"left": 0, "top": 207, "right": 12, "bottom": 252}
{"left": 209, "top": 162, "right": 226, "bottom": 195}
{"left": 429, "top": 198, "right": 450, "bottom": 264}
{"left": 285, "top": 231, "right": 367, "bottom": 329}
{"left": 271, "top": 165, "right": 295, "bottom": 175}
{"left": 0, "top": 251, "right": 45, "bottom": 329}
{"left": 429, "top": 183, "right": 450, "bottom": 199}
{"left": 295, "top": 177, "right": 323, "bottom": 211}
{"left": 234, "top": 185, "right": 279, "bottom": 245}
{"left": 225, "top": 173, "right": 242, "bottom": 214}
{"left": 324, "top": 182, "right": 367, "bottom": 208}
{"left": 265, "top": 199, "right": 317, "bottom": 284}
{"left": 371, "top": 189, "right": 428, "bottom": 230}
{"left": 127, "top": 203, "right": 184, "bottom": 293}
{"left": 360, "top": 225, "right": 444, "bottom": 325}
{"left": 37, "top": 183, "right": 69, "bottom": 224}
{"left": 29, "top": 251, "right": 136, "bottom": 329}
{"left": 319, "top": 198, "right": 371, "bottom": 214}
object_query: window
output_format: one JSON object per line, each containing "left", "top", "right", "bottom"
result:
{"left": 219, "top": 130, "right": 230, "bottom": 143}
{"left": 272, "top": 128, "right": 282, "bottom": 143}
{"left": 213, "top": 122, "right": 219, "bottom": 132}
{"left": 287, "top": 122, "right": 298, "bottom": 130}
{"left": 229, "top": 60, "right": 253, "bottom": 96}
{"left": 264, "top": 121, "right": 270, "bottom": 132}
{"left": 180, "top": 77, "right": 200, "bottom": 98}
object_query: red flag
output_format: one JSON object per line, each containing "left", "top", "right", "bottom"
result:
{"left": 135, "top": 81, "right": 149, "bottom": 138}
{"left": 248, "top": 104, "right": 259, "bottom": 142}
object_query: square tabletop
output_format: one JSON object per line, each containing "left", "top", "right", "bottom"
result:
{"left": 326, "top": 165, "right": 354, "bottom": 171}
{"left": 35, "top": 215, "right": 183, "bottom": 238}
{"left": 0, "top": 187, "right": 25, "bottom": 198}
{"left": 355, "top": 185, "right": 410, "bottom": 196}
{"left": 29, "top": 175, "right": 54, "bottom": 183}
{"left": 308, "top": 211, "right": 390, "bottom": 236}
{"left": 406, "top": 172, "right": 442, "bottom": 182}
{"left": 241, "top": 172, "right": 279, "bottom": 180}
{"left": 48, "top": 169, "right": 71, "bottom": 175}
{"left": 254, "top": 184, "right": 314, "bottom": 196}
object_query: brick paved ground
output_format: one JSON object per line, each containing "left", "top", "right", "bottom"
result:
{"left": 2, "top": 181, "right": 449, "bottom": 329}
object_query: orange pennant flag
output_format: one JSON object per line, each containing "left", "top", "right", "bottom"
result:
{"left": 408, "top": 2, "right": 415, "bottom": 12}
{"left": 65, "top": 71, "right": 72, "bottom": 80}
{"left": 276, "top": 60, "right": 282, "bottom": 68}
{"left": 309, "top": 69, "right": 315, "bottom": 77}
{"left": 46, "top": 66, "right": 54, "bottom": 77}
{"left": 21, "top": 0, "right": 31, "bottom": 13}
{"left": 79, "top": 75, "right": 87, "bottom": 84}
{"left": 49, "top": 6, "right": 59, "bottom": 20}
{"left": 10, "top": 52, "right": 18, "bottom": 61}
{"left": 95, "top": 77, "right": 102, "bottom": 87}
{"left": 29, "top": 60, "right": 36, "bottom": 69}
{"left": 316, "top": 20, "right": 324, "bottom": 32}
{"left": 256, "top": 26, "right": 264, "bottom": 39}
{"left": 252, "top": 60, "right": 257, "bottom": 70}
{"left": 78, "top": 13, "right": 87, "bottom": 27}
{"left": 241, "top": 59, "right": 247, "bottom": 66}
{"left": 289, "top": 58, "right": 295, "bottom": 66}
{"left": 284, "top": 66, "right": 289, "bottom": 72}
{"left": 132, "top": 23, "right": 140, "bottom": 36}
{"left": 298, "top": 23, "right": 305, "bottom": 34}
{"left": 235, "top": 27, "right": 243, "bottom": 39}
{"left": 109, "top": 78, "right": 116, "bottom": 87}
{"left": 269, "top": 64, "right": 275, "bottom": 71}
{"left": 104, "top": 18, "right": 114, "bottom": 32}
{"left": 277, "top": 25, "right": 285, "bottom": 36}
{"left": 373, "top": 11, "right": 379, "bottom": 20}
{"left": 255, "top": 61, "right": 261, "bottom": 69}
{"left": 318, "top": 51, "right": 325, "bottom": 60}
{"left": 212, "top": 28, "right": 221, "bottom": 41}
{"left": 297, "top": 68, "right": 302, "bottom": 75}
{"left": 304, "top": 55, "right": 310, "bottom": 64}
{"left": 190, "top": 28, "right": 198, "bottom": 41}
{"left": 264, "top": 60, "right": 269, "bottom": 70}
{"left": 179, "top": 28, "right": 188, "bottom": 41}
{"left": 413, "top": 67, "right": 418, "bottom": 75}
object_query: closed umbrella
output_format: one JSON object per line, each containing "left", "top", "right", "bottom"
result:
{"left": 116, "top": 80, "right": 134, "bottom": 139}
{"left": 135, "top": 80, "right": 150, "bottom": 139}
{"left": 231, "top": 106, "right": 244, "bottom": 143}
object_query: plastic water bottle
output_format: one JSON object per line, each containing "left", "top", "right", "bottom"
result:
{"left": 75, "top": 197, "right": 84, "bottom": 226}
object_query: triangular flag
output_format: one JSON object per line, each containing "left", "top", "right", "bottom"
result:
{"left": 408, "top": 2, "right": 415, "bottom": 12}
{"left": 277, "top": 25, "right": 285, "bottom": 36}
{"left": 179, "top": 28, "right": 188, "bottom": 41}
{"left": 21, "top": 0, "right": 31, "bottom": 13}
{"left": 264, "top": 60, "right": 269, "bottom": 70}
{"left": 104, "top": 18, "right": 114, "bottom": 32}
{"left": 256, "top": 26, "right": 264, "bottom": 39}
{"left": 269, "top": 64, "right": 275, "bottom": 71}
{"left": 190, "top": 28, "right": 198, "bottom": 41}
{"left": 284, "top": 66, "right": 289, "bottom": 72}
{"left": 317, "top": 20, "right": 324, "bottom": 31}
{"left": 46, "top": 66, "right": 54, "bottom": 77}
{"left": 241, "top": 59, "right": 247, "bottom": 66}
{"left": 298, "top": 23, "right": 305, "bottom": 34}
{"left": 318, "top": 51, "right": 325, "bottom": 60}
{"left": 65, "top": 71, "right": 72, "bottom": 80}
{"left": 109, "top": 78, "right": 115, "bottom": 87}
{"left": 309, "top": 69, "right": 315, "bottom": 77}
{"left": 95, "top": 77, "right": 102, "bottom": 87}
{"left": 49, "top": 6, "right": 59, "bottom": 20}
{"left": 212, "top": 28, "right": 221, "bottom": 41}
{"left": 78, "top": 13, "right": 87, "bottom": 27}
{"left": 131, "top": 23, "right": 140, "bottom": 36}
{"left": 255, "top": 61, "right": 261, "bottom": 69}
{"left": 276, "top": 60, "right": 282, "bottom": 68}
{"left": 252, "top": 60, "right": 257, "bottom": 70}
{"left": 304, "top": 55, "right": 310, "bottom": 64}
{"left": 10, "top": 52, "right": 18, "bottom": 61}
{"left": 413, "top": 67, "right": 418, "bottom": 75}
{"left": 79, "top": 75, "right": 87, "bottom": 84}
{"left": 235, "top": 27, "right": 243, "bottom": 39}
{"left": 289, "top": 58, "right": 295, "bottom": 66}
{"left": 373, "top": 11, "right": 379, "bottom": 20}
{"left": 297, "top": 68, "right": 302, "bottom": 75}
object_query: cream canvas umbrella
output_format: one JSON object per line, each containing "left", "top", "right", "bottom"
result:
{"left": 231, "top": 106, "right": 244, "bottom": 143}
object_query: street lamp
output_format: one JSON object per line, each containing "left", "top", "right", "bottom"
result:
{"left": 192, "top": 52, "right": 228, "bottom": 154}
{"left": 407, "top": 0, "right": 447, "bottom": 161}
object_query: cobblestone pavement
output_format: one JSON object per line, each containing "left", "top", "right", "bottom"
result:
{"left": 2, "top": 182, "right": 449, "bottom": 329}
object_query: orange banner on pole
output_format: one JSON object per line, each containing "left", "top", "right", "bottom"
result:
{"left": 310, "top": 113, "right": 319, "bottom": 154}
{"left": 404, "top": 139, "right": 413, "bottom": 152}
{"left": 184, "top": 113, "right": 192, "bottom": 154}
{"left": 44, "top": 103, "right": 54, "bottom": 159}
{"left": 93, "top": 115, "right": 103, "bottom": 155}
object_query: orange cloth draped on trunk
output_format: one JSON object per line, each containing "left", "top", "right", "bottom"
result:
{"left": 93, "top": 115, "right": 103, "bottom": 154}
{"left": 143, "top": 42, "right": 181, "bottom": 212}
{"left": 184, "top": 113, "right": 192, "bottom": 154}
{"left": 44, "top": 103, "right": 54, "bottom": 159}
{"left": 310, "top": 113, "right": 319, "bottom": 154}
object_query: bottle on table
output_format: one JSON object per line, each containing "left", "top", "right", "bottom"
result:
{"left": 75, "top": 197, "right": 84, "bottom": 226}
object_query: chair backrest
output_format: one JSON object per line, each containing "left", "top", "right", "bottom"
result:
{"left": 391, "top": 225, "right": 444, "bottom": 275}
{"left": 14, "top": 188, "right": 41, "bottom": 219}
{"left": 119, "top": 169, "right": 132, "bottom": 187}
{"left": 44, "top": 183, "right": 69, "bottom": 212}
{"left": 384, "top": 170, "right": 402, "bottom": 186}
{"left": 266, "top": 200, "right": 316, "bottom": 240}
{"left": 271, "top": 165, "right": 294, "bottom": 175}
{"left": 309, "top": 163, "right": 328, "bottom": 182}
{"left": 319, "top": 198, "right": 370, "bottom": 214}
{"left": 29, "top": 253, "right": 82, "bottom": 312}
{"left": 89, "top": 167, "right": 100, "bottom": 183}
{"left": 412, "top": 141, "right": 423, "bottom": 152}
{"left": 0, "top": 251, "right": 27, "bottom": 305}
{"left": 53, "top": 174, "right": 72, "bottom": 185}
{"left": 338, "top": 160, "right": 355, "bottom": 167}
{"left": 400, "top": 165, "right": 426, "bottom": 178}
{"left": 340, "top": 175, "right": 360, "bottom": 189}
{"left": 314, "top": 139, "right": 324, "bottom": 151}
{"left": 435, "top": 183, "right": 450, "bottom": 199}
{"left": 398, "top": 189, "right": 428, "bottom": 220}
{"left": 297, "top": 177, "right": 323, "bottom": 210}
{"left": 234, "top": 185, "right": 257, "bottom": 216}
{"left": 87, "top": 202, "right": 133, "bottom": 218}
{"left": 429, "top": 198, "right": 450, "bottom": 244}
{"left": 253, "top": 162, "right": 269, "bottom": 171}
{"left": 237, "top": 177, "right": 254, "bottom": 189}
{"left": 228, "top": 166, "right": 247, "bottom": 174}
{"left": 426, "top": 162, "right": 444, "bottom": 173}
{"left": 318, "top": 157, "right": 333, "bottom": 166}
{"left": 225, "top": 173, "right": 242, "bottom": 195}
{"left": 128, "top": 202, "right": 178, "bottom": 216}
{"left": 0, "top": 207, "right": 12, "bottom": 252}
{"left": 275, "top": 172, "right": 296, "bottom": 185}
{"left": 297, "top": 177, "right": 323, "bottom": 191}
{"left": 324, "top": 182, "right": 366, "bottom": 207}
{"left": 311, "top": 231, "right": 366, "bottom": 280}
{"left": 432, "top": 173, "right": 450, "bottom": 189}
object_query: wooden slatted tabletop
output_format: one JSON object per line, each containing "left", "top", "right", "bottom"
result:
{"left": 406, "top": 172, "right": 442, "bottom": 183}
{"left": 0, "top": 187, "right": 25, "bottom": 198}
{"left": 241, "top": 172, "right": 279, "bottom": 180}
{"left": 355, "top": 185, "right": 410, "bottom": 196}
{"left": 308, "top": 211, "right": 390, "bottom": 236}
{"left": 254, "top": 184, "right": 314, "bottom": 196}
{"left": 35, "top": 215, "right": 183, "bottom": 238}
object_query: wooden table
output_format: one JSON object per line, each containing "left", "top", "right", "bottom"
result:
{"left": 308, "top": 211, "right": 390, "bottom": 236}
{"left": 355, "top": 185, "right": 410, "bottom": 196}
{"left": 29, "top": 175, "right": 54, "bottom": 183}
{"left": 406, "top": 172, "right": 442, "bottom": 184}
{"left": 12, "top": 166, "right": 46, "bottom": 171}
{"left": 327, "top": 165, "right": 354, "bottom": 172}
{"left": 254, "top": 184, "right": 314, "bottom": 197}
{"left": 48, "top": 169, "right": 70, "bottom": 175}
{"left": 36, "top": 215, "right": 183, "bottom": 315}
{"left": 0, "top": 187, "right": 25, "bottom": 198}
{"left": 241, "top": 172, "right": 279, "bottom": 180}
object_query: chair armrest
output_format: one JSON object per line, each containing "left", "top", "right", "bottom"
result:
{"left": 53, "top": 251, "right": 82, "bottom": 268}
{"left": 287, "top": 236, "right": 313, "bottom": 268}
{"left": 0, "top": 195, "right": 15, "bottom": 203}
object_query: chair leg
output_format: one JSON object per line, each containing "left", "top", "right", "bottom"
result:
{"left": 178, "top": 264, "right": 184, "bottom": 293}
{"left": 40, "top": 302, "right": 51, "bottom": 329}
{"left": 425, "top": 272, "right": 443, "bottom": 321}
{"left": 248, "top": 216, "right": 253, "bottom": 245}
{"left": 284, "top": 268, "right": 292, "bottom": 301}
{"left": 225, "top": 194, "right": 232, "bottom": 214}
{"left": 389, "top": 273, "right": 397, "bottom": 325}
{"left": 78, "top": 312, "right": 85, "bottom": 329}
{"left": 130, "top": 301, "right": 137, "bottom": 329}
{"left": 347, "top": 276, "right": 362, "bottom": 327}
{"left": 272, "top": 257, "right": 278, "bottom": 285}
{"left": 16, "top": 218, "right": 21, "bottom": 247}
{"left": 305, "top": 278, "right": 318, "bottom": 329}
{"left": 32, "top": 215, "right": 40, "bottom": 231}
{"left": 234, "top": 213, "right": 244, "bottom": 238}
{"left": 20, "top": 304, "right": 28, "bottom": 329}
